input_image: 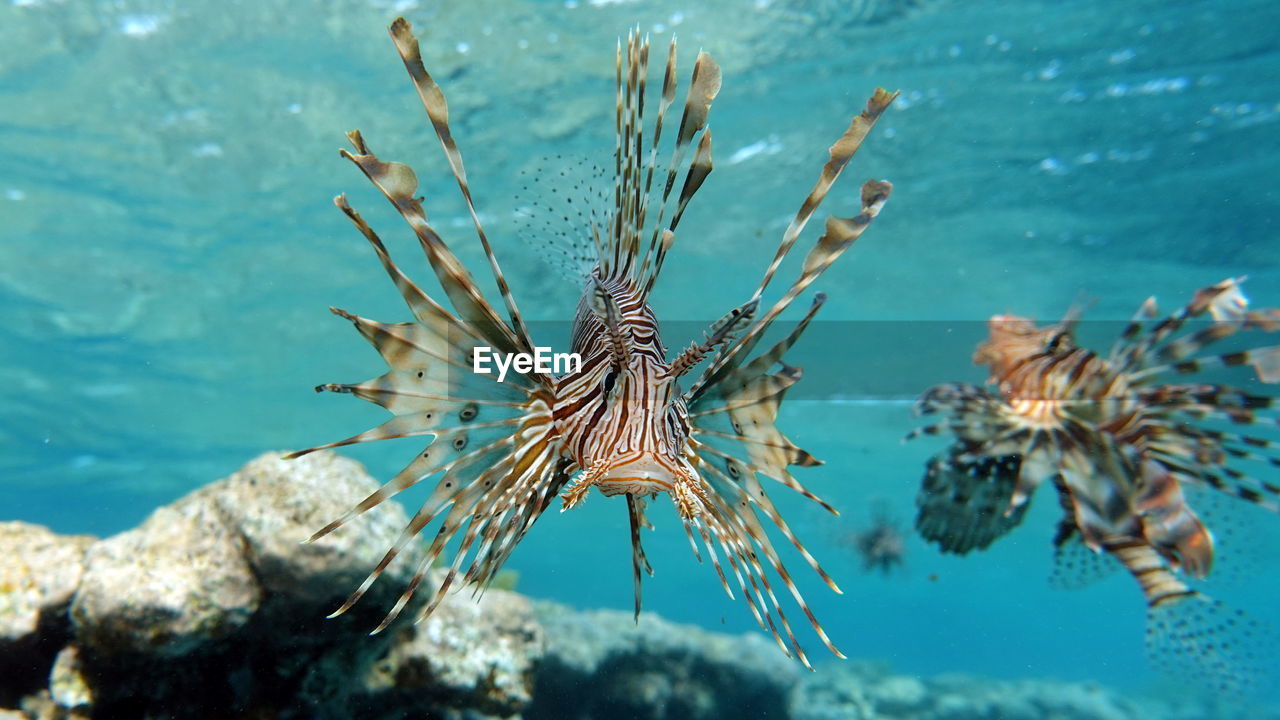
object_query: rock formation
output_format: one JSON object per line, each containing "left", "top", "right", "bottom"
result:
{"left": 1, "top": 451, "right": 1273, "bottom": 720}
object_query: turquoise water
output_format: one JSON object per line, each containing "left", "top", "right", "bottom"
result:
{"left": 3, "top": 0, "right": 1279, "bottom": 706}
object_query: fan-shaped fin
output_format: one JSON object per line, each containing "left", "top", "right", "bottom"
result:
{"left": 1048, "top": 534, "right": 1118, "bottom": 590}
{"left": 915, "top": 449, "right": 1029, "bottom": 555}
{"left": 1145, "top": 594, "right": 1276, "bottom": 696}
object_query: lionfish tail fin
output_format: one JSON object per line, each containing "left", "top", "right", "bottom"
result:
{"left": 1146, "top": 593, "right": 1276, "bottom": 697}
{"left": 1103, "top": 537, "right": 1276, "bottom": 695}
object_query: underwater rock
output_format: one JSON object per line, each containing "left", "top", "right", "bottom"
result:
{"left": 194, "top": 451, "right": 425, "bottom": 603}
{"left": 46, "top": 646, "right": 91, "bottom": 713}
{"left": 70, "top": 497, "right": 262, "bottom": 656}
{"left": 0, "top": 523, "right": 93, "bottom": 643}
{"left": 867, "top": 673, "right": 928, "bottom": 715}
{"left": 359, "top": 575, "right": 542, "bottom": 719}
{"left": 527, "top": 601, "right": 800, "bottom": 720}
{"left": 7, "top": 450, "right": 1278, "bottom": 720}
{"left": 70, "top": 450, "right": 426, "bottom": 659}
{"left": 0, "top": 523, "right": 94, "bottom": 708}
{"left": 1, "top": 450, "right": 433, "bottom": 719}
{"left": 924, "top": 675, "right": 1136, "bottom": 720}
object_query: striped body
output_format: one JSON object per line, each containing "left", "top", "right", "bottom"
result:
{"left": 1103, "top": 536, "right": 1193, "bottom": 609}
{"left": 554, "top": 277, "right": 694, "bottom": 502}
{"left": 289, "top": 18, "right": 896, "bottom": 669}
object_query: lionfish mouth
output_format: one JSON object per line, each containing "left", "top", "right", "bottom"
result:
{"left": 597, "top": 458, "right": 681, "bottom": 496}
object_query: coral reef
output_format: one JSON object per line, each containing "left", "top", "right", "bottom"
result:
{"left": 1, "top": 452, "right": 1275, "bottom": 719}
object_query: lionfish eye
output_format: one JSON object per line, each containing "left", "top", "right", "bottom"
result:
{"left": 1046, "top": 332, "right": 1068, "bottom": 353}
{"left": 602, "top": 369, "right": 618, "bottom": 394}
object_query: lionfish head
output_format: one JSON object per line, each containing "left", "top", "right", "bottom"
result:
{"left": 974, "top": 313, "right": 1076, "bottom": 379}
{"left": 557, "top": 275, "right": 706, "bottom": 516}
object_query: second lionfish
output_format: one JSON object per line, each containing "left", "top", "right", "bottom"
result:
{"left": 909, "top": 278, "right": 1280, "bottom": 689}
{"left": 288, "top": 18, "right": 896, "bottom": 667}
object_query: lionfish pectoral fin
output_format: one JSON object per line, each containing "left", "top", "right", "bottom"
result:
{"left": 751, "top": 89, "right": 897, "bottom": 302}
{"left": 560, "top": 461, "right": 606, "bottom": 511}
{"left": 1115, "top": 277, "right": 1280, "bottom": 376}
{"left": 1249, "top": 345, "right": 1280, "bottom": 383}
{"left": 690, "top": 456, "right": 843, "bottom": 668}
{"left": 692, "top": 174, "right": 891, "bottom": 402}
{"left": 687, "top": 88, "right": 895, "bottom": 402}
{"left": 337, "top": 126, "right": 530, "bottom": 360}
{"left": 1107, "top": 295, "right": 1160, "bottom": 363}
{"left": 915, "top": 449, "right": 1028, "bottom": 555}
{"left": 673, "top": 269, "right": 850, "bottom": 665}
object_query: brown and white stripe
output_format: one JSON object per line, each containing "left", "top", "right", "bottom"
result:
{"left": 291, "top": 17, "right": 895, "bottom": 671}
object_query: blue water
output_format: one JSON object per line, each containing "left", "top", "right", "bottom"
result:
{"left": 3, "top": 0, "right": 1279, "bottom": 708}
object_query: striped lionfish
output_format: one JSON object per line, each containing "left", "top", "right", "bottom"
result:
{"left": 288, "top": 18, "right": 896, "bottom": 667}
{"left": 908, "top": 278, "right": 1280, "bottom": 689}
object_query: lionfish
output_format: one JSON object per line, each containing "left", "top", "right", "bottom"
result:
{"left": 288, "top": 18, "right": 896, "bottom": 668}
{"left": 908, "top": 278, "right": 1280, "bottom": 689}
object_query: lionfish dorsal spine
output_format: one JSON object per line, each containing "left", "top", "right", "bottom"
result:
{"left": 636, "top": 40, "right": 679, "bottom": 274}
{"left": 607, "top": 31, "right": 722, "bottom": 296}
